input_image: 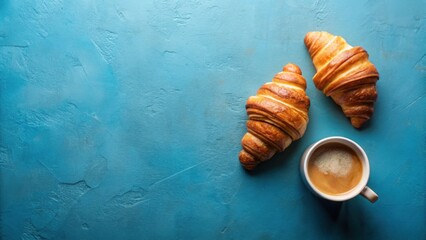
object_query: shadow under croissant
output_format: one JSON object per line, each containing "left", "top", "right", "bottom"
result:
{"left": 355, "top": 115, "right": 375, "bottom": 130}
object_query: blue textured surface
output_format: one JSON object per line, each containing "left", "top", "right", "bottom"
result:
{"left": 1, "top": 0, "right": 425, "bottom": 239}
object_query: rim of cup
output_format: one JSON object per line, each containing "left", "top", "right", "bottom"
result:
{"left": 302, "top": 136, "right": 370, "bottom": 202}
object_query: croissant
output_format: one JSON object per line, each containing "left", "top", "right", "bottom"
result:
{"left": 304, "top": 31, "right": 379, "bottom": 128}
{"left": 238, "top": 63, "right": 310, "bottom": 170}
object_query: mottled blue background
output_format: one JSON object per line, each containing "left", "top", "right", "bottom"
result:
{"left": 1, "top": 0, "right": 425, "bottom": 239}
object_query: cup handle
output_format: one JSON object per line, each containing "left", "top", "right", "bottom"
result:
{"left": 360, "top": 186, "right": 379, "bottom": 203}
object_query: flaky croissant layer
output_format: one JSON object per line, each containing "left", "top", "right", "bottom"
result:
{"left": 304, "top": 31, "right": 379, "bottom": 128}
{"left": 239, "top": 63, "right": 310, "bottom": 170}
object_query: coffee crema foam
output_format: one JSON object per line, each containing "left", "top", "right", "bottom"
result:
{"left": 314, "top": 148, "right": 353, "bottom": 177}
{"left": 307, "top": 143, "right": 363, "bottom": 195}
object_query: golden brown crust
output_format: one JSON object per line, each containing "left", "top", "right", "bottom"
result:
{"left": 246, "top": 120, "right": 291, "bottom": 152}
{"left": 241, "top": 132, "right": 276, "bottom": 162}
{"left": 245, "top": 96, "right": 307, "bottom": 140}
{"left": 238, "top": 150, "right": 257, "bottom": 170}
{"left": 238, "top": 63, "right": 310, "bottom": 170}
{"left": 304, "top": 31, "right": 379, "bottom": 128}
{"left": 257, "top": 83, "right": 310, "bottom": 114}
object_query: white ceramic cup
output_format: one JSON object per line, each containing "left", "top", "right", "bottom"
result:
{"left": 300, "top": 136, "right": 378, "bottom": 203}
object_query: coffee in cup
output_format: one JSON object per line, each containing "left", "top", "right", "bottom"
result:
{"left": 307, "top": 142, "right": 363, "bottom": 195}
{"left": 300, "top": 136, "right": 378, "bottom": 203}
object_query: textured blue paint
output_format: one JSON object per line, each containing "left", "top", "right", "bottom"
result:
{"left": 1, "top": 0, "right": 425, "bottom": 239}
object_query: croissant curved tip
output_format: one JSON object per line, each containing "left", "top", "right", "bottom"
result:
{"left": 242, "top": 164, "right": 257, "bottom": 171}
{"left": 239, "top": 150, "right": 259, "bottom": 170}
{"left": 350, "top": 117, "right": 368, "bottom": 128}
{"left": 304, "top": 31, "right": 316, "bottom": 41}
{"left": 283, "top": 63, "right": 302, "bottom": 75}
{"left": 304, "top": 31, "right": 321, "bottom": 42}
{"left": 305, "top": 31, "right": 331, "bottom": 37}
{"left": 304, "top": 31, "right": 334, "bottom": 49}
